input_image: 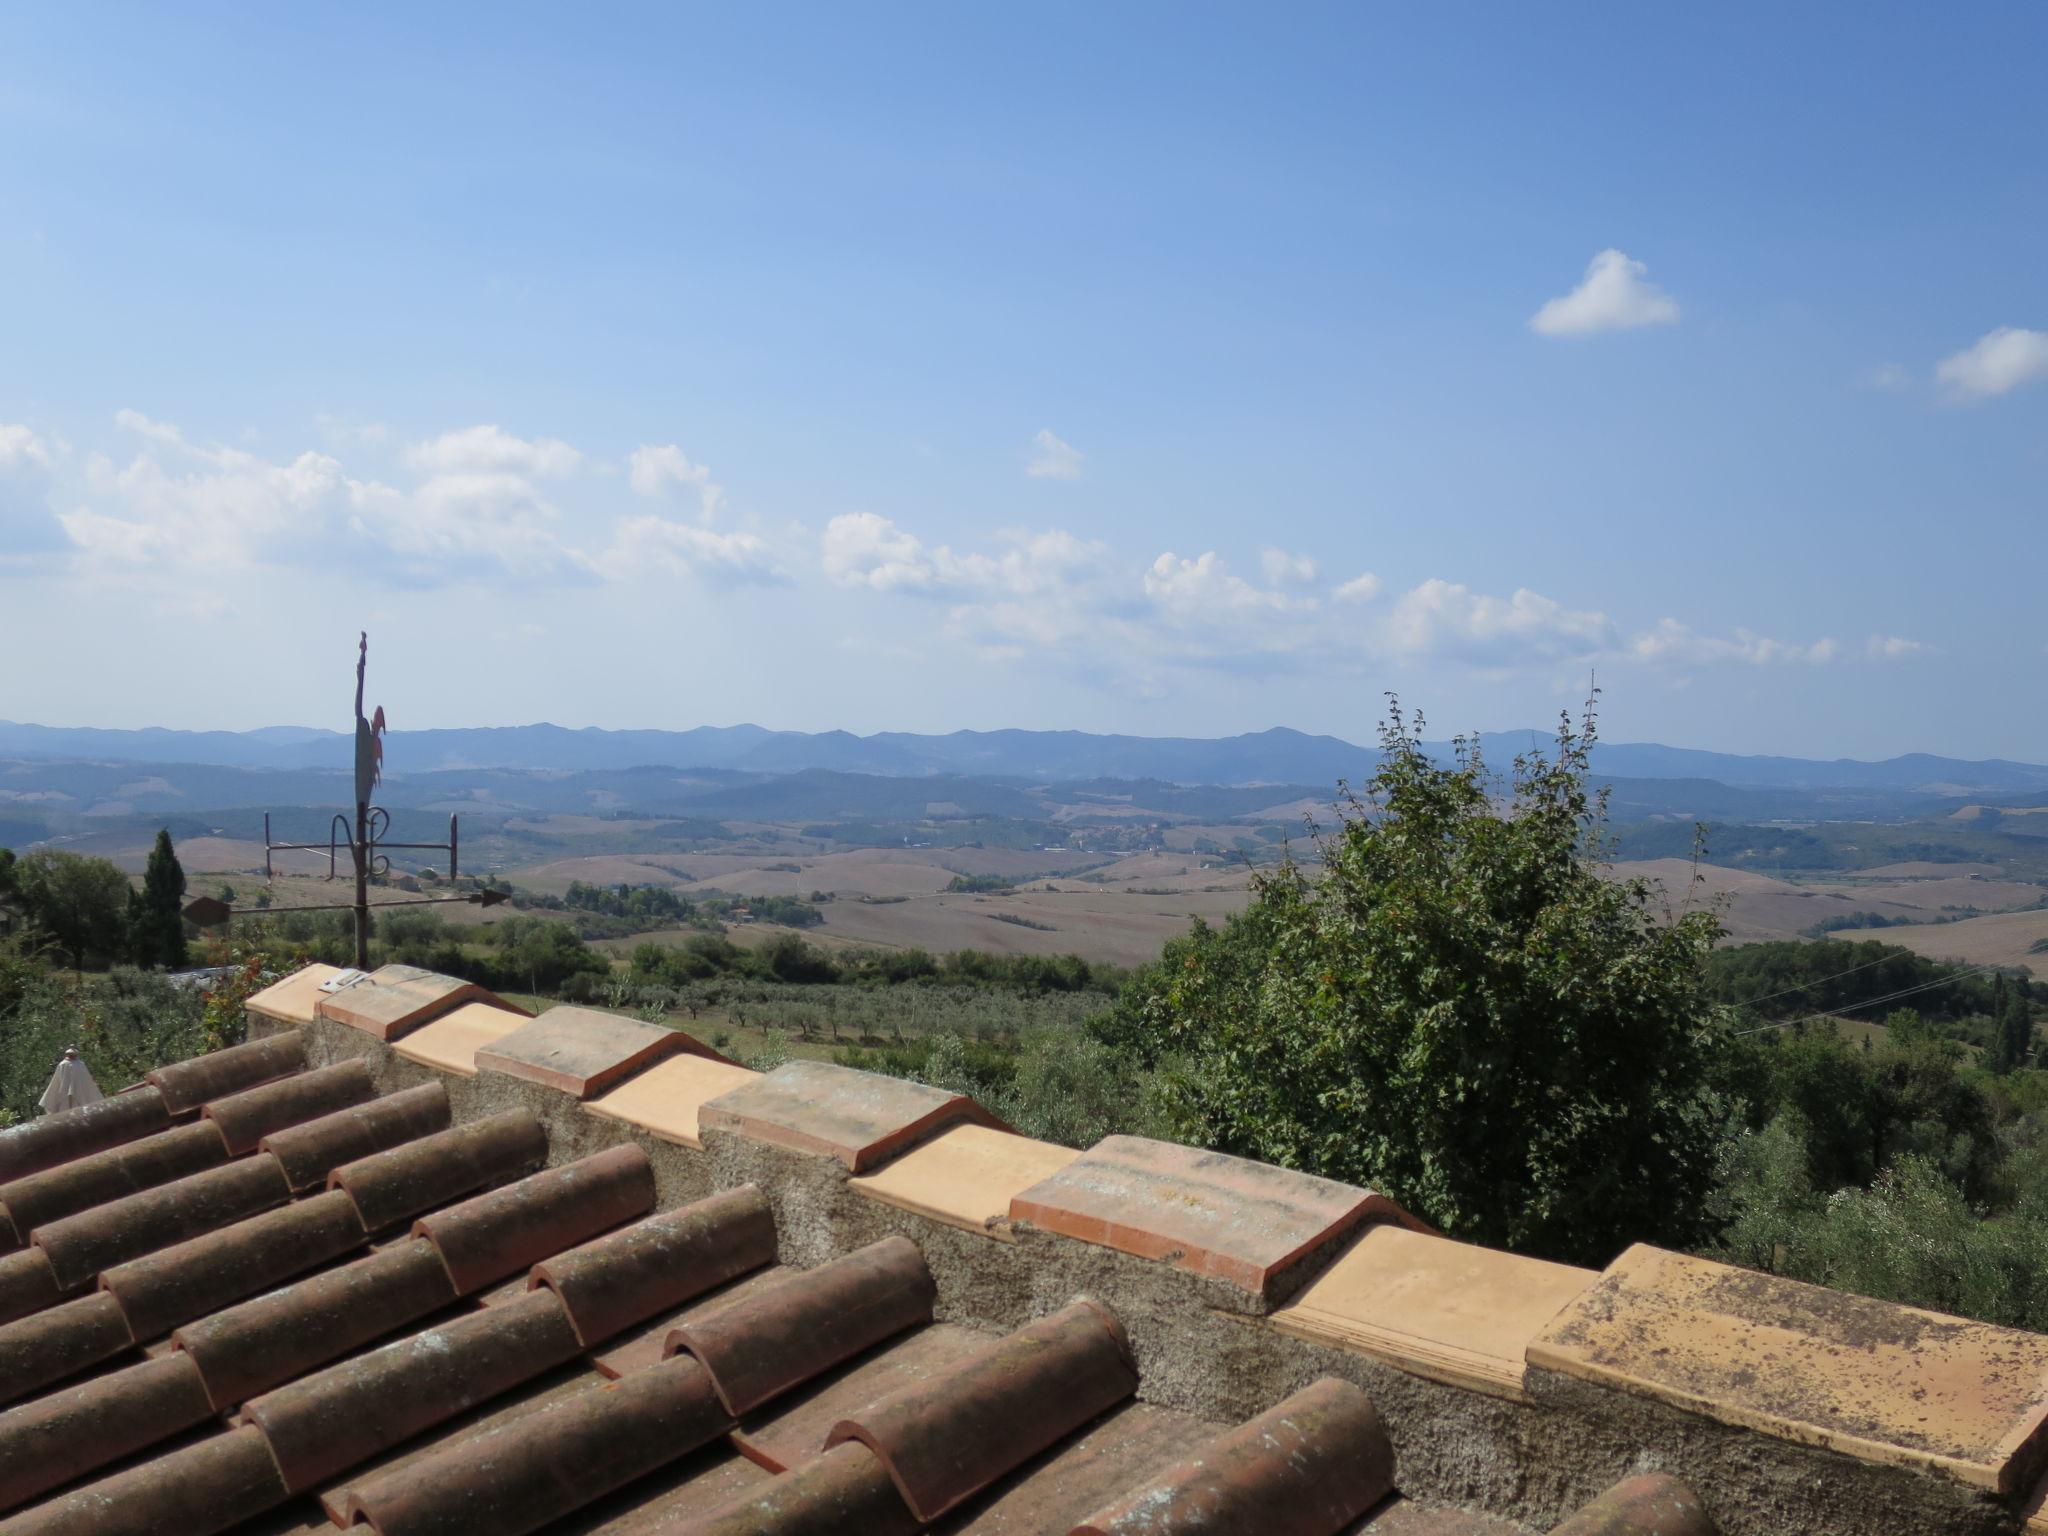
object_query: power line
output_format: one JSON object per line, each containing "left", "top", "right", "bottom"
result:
{"left": 1733, "top": 955, "right": 2017, "bottom": 1035}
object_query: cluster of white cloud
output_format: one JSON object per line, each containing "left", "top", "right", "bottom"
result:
{"left": 1025, "top": 429, "right": 1084, "bottom": 480}
{"left": 1530, "top": 249, "right": 1681, "bottom": 337}
{"left": 816, "top": 509, "right": 1920, "bottom": 685}
{"left": 0, "top": 412, "right": 789, "bottom": 600}
{"left": 1935, "top": 327, "right": 2048, "bottom": 400}
{"left": 0, "top": 409, "right": 1938, "bottom": 687}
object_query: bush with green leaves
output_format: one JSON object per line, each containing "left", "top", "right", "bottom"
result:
{"left": 1091, "top": 699, "right": 1732, "bottom": 1267}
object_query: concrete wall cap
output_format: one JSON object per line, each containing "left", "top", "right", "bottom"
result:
{"left": 583, "top": 1054, "right": 760, "bottom": 1150}
{"left": 1528, "top": 1242, "right": 2048, "bottom": 1493}
{"left": 850, "top": 1123, "right": 1079, "bottom": 1242}
{"left": 389, "top": 1002, "right": 530, "bottom": 1078}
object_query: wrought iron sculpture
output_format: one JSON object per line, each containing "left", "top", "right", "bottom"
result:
{"left": 261, "top": 634, "right": 462, "bottom": 967}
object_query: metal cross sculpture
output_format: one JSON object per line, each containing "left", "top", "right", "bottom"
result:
{"left": 263, "top": 634, "right": 462, "bottom": 967}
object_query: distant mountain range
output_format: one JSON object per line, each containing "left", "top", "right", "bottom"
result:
{"left": 6, "top": 718, "right": 2048, "bottom": 796}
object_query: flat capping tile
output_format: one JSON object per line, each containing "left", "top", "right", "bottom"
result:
{"left": 1270, "top": 1224, "right": 1597, "bottom": 1402}
{"left": 473, "top": 1005, "right": 691, "bottom": 1101}
{"left": 244, "top": 963, "right": 346, "bottom": 1028}
{"left": 584, "top": 1054, "right": 760, "bottom": 1150}
{"left": 1008, "top": 1134, "right": 1421, "bottom": 1299}
{"left": 390, "top": 1002, "right": 532, "bottom": 1079}
{"left": 1527, "top": 1243, "right": 2048, "bottom": 1493}
{"left": 314, "top": 964, "right": 522, "bottom": 1043}
{"left": 850, "top": 1123, "right": 1080, "bottom": 1242}
{"left": 698, "top": 1059, "right": 1004, "bottom": 1173}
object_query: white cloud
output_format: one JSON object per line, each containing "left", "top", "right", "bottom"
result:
{"left": 821, "top": 512, "right": 1112, "bottom": 599}
{"left": 1867, "top": 634, "right": 1930, "bottom": 661}
{"left": 1145, "top": 551, "right": 1306, "bottom": 618}
{"left": 0, "top": 424, "right": 53, "bottom": 471}
{"left": 627, "top": 444, "right": 724, "bottom": 517}
{"left": 1025, "top": 429, "right": 1084, "bottom": 480}
{"left": 1260, "top": 547, "right": 1318, "bottom": 589}
{"left": 1626, "top": 618, "right": 1838, "bottom": 667}
{"left": 404, "top": 424, "right": 581, "bottom": 479}
{"left": 350, "top": 470, "right": 588, "bottom": 580}
{"left": 1333, "top": 571, "right": 1382, "bottom": 604}
{"left": 1529, "top": 249, "right": 1680, "bottom": 337}
{"left": 1385, "top": 579, "right": 1613, "bottom": 661}
{"left": 1857, "top": 362, "right": 1910, "bottom": 391}
{"left": 1935, "top": 327, "right": 2048, "bottom": 400}
{"left": 603, "top": 516, "right": 787, "bottom": 585}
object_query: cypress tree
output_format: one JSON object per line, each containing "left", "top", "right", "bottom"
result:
{"left": 131, "top": 828, "right": 189, "bottom": 968}
{"left": 1998, "top": 981, "right": 2035, "bottom": 1075}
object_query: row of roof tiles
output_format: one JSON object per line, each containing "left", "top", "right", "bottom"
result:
{"left": 0, "top": 961, "right": 2042, "bottom": 1533}
{"left": 0, "top": 1014, "right": 1706, "bottom": 1536}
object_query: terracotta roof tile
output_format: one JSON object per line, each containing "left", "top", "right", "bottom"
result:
{"left": 584, "top": 1054, "right": 760, "bottom": 1150}
{"left": 314, "top": 965, "right": 517, "bottom": 1042}
{"left": 98, "top": 1187, "right": 369, "bottom": 1343}
{"left": 0, "top": 1120, "right": 231, "bottom": 1248}
{"left": 699, "top": 1059, "right": 1002, "bottom": 1172}
{"left": 312, "top": 1364, "right": 610, "bottom": 1527}
{"left": 33, "top": 1153, "right": 293, "bottom": 1292}
{"left": 826, "top": 1298, "right": 1140, "bottom": 1522}
{"left": 731, "top": 1321, "right": 990, "bottom": 1473}
{"left": 344, "top": 1355, "right": 733, "bottom": 1536}
{"left": 175, "top": 1237, "right": 462, "bottom": 1410}
{"left": 937, "top": 1400, "right": 1214, "bottom": 1536}
{"left": 683, "top": 1439, "right": 920, "bottom": 1536}
{"left": 0, "top": 1246, "right": 63, "bottom": 1327}
{"left": 413, "top": 1143, "right": 655, "bottom": 1293}
{"left": 589, "top": 1263, "right": 795, "bottom": 1382}
{"left": 1069, "top": 1376, "right": 1393, "bottom": 1536}
{"left": 146, "top": 1028, "right": 307, "bottom": 1114}
{"left": 667, "top": 1235, "right": 936, "bottom": 1417}
{"left": 1549, "top": 1474, "right": 1715, "bottom": 1536}
{"left": 1270, "top": 1223, "right": 1596, "bottom": 1401}
{"left": 390, "top": 1000, "right": 531, "bottom": 1077}
{"left": 328, "top": 1108, "right": 547, "bottom": 1232}
{"left": 1010, "top": 1134, "right": 1413, "bottom": 1300}
{"left": 0, "top": 1086, "right": 172, "bottom": 1185}
{"left": 1529, "top": 1243, "right": 2048, "bottom": 1493}
{"left": 0, "top": 1291, "right": 133, "bottom": 1409}
{"left": 0, "top": 1350, "right": 215, "bottom": 1512}
{"left": 849, "top": 1123, "right": 1079, "bottom": 1242}
{"left": 258, "top": 1080, "right": 451, "bottom": 1192}
{"left": 474, "top": 1005, "right": 699, "bottom": 1100}
{"left": 532, "top": 1185, "right": 776, "bottom": 1348}
{"left": 0, "top": 1422, "right": 290, "bottom": 1536}
{"left": 2, "top": 974, "right": 2028, "bottom": 1536}
{"left": 241, "top": 1286, "right": 587, "bottom": 1491}
{"left": 200, "top": 1057, "right": 376, "bottom": 1154}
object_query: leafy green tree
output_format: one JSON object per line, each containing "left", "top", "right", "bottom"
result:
{"left": 128, "top": 829, "right": 189, "bottom": 969}
{"left": 15, "top": 850, "right": 132, "bottom": 970}
{"left": 1091, "top": 698, "right": 1732, "bottom": 1267}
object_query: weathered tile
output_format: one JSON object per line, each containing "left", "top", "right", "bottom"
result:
{"left": 1009, "top": 1135, "right": 1413, "bottom": 1298}
{"left": 473, "top": 1006, "right": 696, "bottom": 1100}
{"left": 851, "top": 1124, "right": 1078, "bottom": 1242}
{"left": 698, "top": 1061, "right": 1000, "bottom": 1173}
{"left": 1271, "top": 1224, "right": 1595, "bottom": 1400}
{"left": 1528, "top": 1243, "right": 2048, "bottom": 1492}
{"left": 583, "top": 1055, "right": 760, "bottom": 1149}
{"left": 313, "top": 965, "right": 514, "bottom": 1043}
{"left": 245, "top": 964, "right": 347, "bottom": 1029}
{"left": 390, "top": 1002, "right": 531, "bottom": 1078}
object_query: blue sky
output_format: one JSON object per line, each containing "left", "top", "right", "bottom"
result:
{"left": 2, "top": 4, "right": 2043, "bottom": 758}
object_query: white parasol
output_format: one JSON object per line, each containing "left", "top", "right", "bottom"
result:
{"left": 38, "top": 1047, "right": 104, "bottom": 1116}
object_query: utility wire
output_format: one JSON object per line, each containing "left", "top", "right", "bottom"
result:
{"left": 1732, "top": 955, "right": 2018, "bottom": 1035}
